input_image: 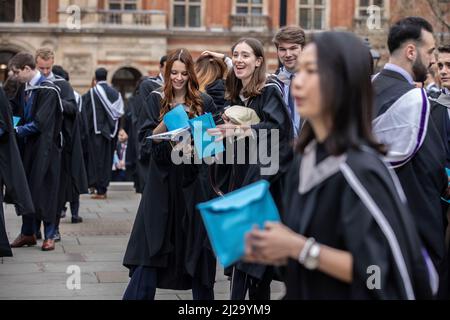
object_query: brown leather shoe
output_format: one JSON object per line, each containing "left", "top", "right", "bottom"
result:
{"left": 10, "top": 234, "right": 37, "bottom": 248}
{"left": 91, "top": 194, "right": 107, "bottom": 200}
{"left": 42, "top": 239, "right": 55, "bottom": 251}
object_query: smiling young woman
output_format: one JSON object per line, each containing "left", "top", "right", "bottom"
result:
{"left": 208, "top": 38, "right": 294, "bottom": 301}
{"left": 244, "top": 32, "right": 434, "bottom": 300}
{"left": 123, "top": 48, "right": 219, "bottom": 301}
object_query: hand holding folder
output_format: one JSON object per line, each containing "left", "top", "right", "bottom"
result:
{"left": 197, "top": 180, "right": 280, "bottom": 268}
{"left": 189, "top": 113, "right": 224, "bottom": 159}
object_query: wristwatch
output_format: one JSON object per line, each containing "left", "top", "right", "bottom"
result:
{"left": 303, "top": 242, "right": 321, "bottom": 270}
{"left": 298, "top": 238, "right": 321, "bottom": 270}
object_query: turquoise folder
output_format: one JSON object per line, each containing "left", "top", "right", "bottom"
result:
{"left": 188, "top": 113, "right": 224, "bottom": 159}
{"left": 13, "top": 116, "right": 21, "bottom": 128}
{"left": 197, "top": 180, "right": 280, "bottom": 268}
{"left": 163, "top": 105, "right": 190, "bottom": 132}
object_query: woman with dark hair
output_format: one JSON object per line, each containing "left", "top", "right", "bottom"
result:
{"left": 122, "top": 49, "right": 218, "bottom": 300}
{"left": 208, "top": 38, "right": 293, "bottom": 300}
{"left": 244, "top": 32, "right": 434, "bottom": 300}
{"left": 195, "top": 54, "right": 228, "bottom": 114}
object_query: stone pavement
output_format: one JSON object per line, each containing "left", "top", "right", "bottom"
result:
{"left": 0, "top": 183, "right": 285, "bottom": 300}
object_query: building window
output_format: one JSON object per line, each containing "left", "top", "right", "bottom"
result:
{"left": 0, "top": 0, "right": 15, "bottom": 22}
{"left": 173, "top": 0, "right": 201, "bottom": 28}
{"left": 23, "top": 0, "right": 41, "bottom": 23}
{"left": 299, "top": 0, "right": 326, "bottom": 30}
{"left": 357, "top": 0, "right": 385, "bottom": 18}
{"left": 235, "top": 0, "right": 263, "bottom": 15}
{"left": 109, "top": 0, "right": 137, "bottom": 10}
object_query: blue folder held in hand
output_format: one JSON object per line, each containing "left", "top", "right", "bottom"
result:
{"left": 13, "top": 116, "right": 21, "bottom": 128}
{"left": 197, "top": 180, "right": 280, "bottom": 268}
{"left": 163, "top": 104, "right": 190, "bottom": 131}
{"left": 188, "top": 113, "right": 224, "bottom": 159}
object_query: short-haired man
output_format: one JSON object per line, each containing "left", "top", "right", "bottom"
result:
{"left": 430, "top": 46, "right": 450, "bottom": 298}
{"left": 81, "top": 67, "right": 124, "bottom": 199}
{"left": 273, "top": 25, "right": 306, "bottom": 137}
{"left": 372, "top": 17, "right": 448, "bottom": 297}
{"left": 8, "top": 52, "right": 64, "bottom": 251}
{"left": 35, "top": 48, "right": 88, "bottom": 243}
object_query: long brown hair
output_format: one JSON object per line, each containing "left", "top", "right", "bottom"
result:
{"left": 159, "top": 49, "right": 203, "bottom": 120}
{"left": 195, "top": 55, "right": 227, "bottom": 92}
{"left": 225, "top": 38, "right": 267, "bottom": 103}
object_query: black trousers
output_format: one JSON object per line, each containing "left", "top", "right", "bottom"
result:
{"left": 123, "top": 266, "right": 214, "bottom": 300}
{"left": 230, "top": 267, "right": 272, "bottom": 300}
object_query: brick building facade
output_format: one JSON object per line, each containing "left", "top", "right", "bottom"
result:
{"left": 0, "top": 0, "right": 448, "bottom": 96}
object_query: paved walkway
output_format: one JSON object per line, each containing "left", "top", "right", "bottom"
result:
{"left": 0, "top": 184, "right": 285, "bottom": 300}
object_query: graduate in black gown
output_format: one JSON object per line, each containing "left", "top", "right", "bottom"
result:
{"left": 8, "top": 52, "right": 64, "bottom": 251}
{"left": 123, "top": 49, "right": 218, "bottom": 300}
{"left": 125, "top": 78, "right": 147, "bottom": 193}
{"left": 134, "top": 60, "right": 167, "bottom": 194}
{"left": 81, "top": 68, "right": 124, "bottom": 198}
{"left": 244, "top": 31, "right": 434, "bottom": 300}
{"left": 35, "top": 50, "right": 88, "bottom": 242}
{"left": 0, "top": 86, "right": 34, "bottom": 257}
{"left": 208, "top": 38, "right": 293, "bottom": 300}
{"left": 371, "top": 18, "right": 448, "bottom": 298}
{"left": 429, "top": 44, "right": 450, "bottom": 298}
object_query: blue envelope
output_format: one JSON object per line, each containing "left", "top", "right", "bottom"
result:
{"left": 13, "top": 116, "right": 21, "bottom": 128}
{"left": 163, "top": 105, "right": 190, "bottom": 132}
{"left": 189, "top": 113, "right": 224, "bottom": 159}
{"left": 197, "top": 180, "right": 280, "bottom": 268}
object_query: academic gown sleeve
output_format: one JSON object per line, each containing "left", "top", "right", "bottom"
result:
{"left": 201, "top": 93, "right": 220, "bottom": 124}
{"left": 138, "top": 92, "right": 171, "bottom": 164}
{"left": 250, "top": 85, "right": 292, "bottom": 136}
{"left": 0, "top": 87, "right": 34, "bottom": 216}
{"left": 340, "top": 155, "right": 433, "bottom": 300}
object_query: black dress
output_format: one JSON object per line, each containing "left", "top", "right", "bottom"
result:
{"left": 123, "top": 91, "right": 218, "bottom": 290}
{"left": 282, "top": 142, "right": 433, "bottom": 300}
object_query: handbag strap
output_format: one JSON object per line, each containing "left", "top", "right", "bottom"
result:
{"left": 209, "top": 162, "right": 235, "bottom": 198}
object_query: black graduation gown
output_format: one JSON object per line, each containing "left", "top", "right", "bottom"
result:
{"left": 123, "top": 92, "right": 218, "bottom": 290}
{"left": 127, "top": 93, "right": 146, "bottom": 193}
{"left": 10, "top": 80, "right": 63, "bottom": 223}
{"left": 139, "top": 76, "right": 164, "bottom": 102}
{"left": 81, "top": 85, "right": 120, "bottom": 189}
{"left": 123, "top": 95, "right": 138, "bottom": 190}
{"left": 52, "top": 77, "right": 88, "bottom": 210}
{"left": 429, "top": 93, "right": 450, "bottom": 298}
{"left": 0, "top": 87, "right": 34, "bottom": 257}
{"left": 205, "top": 79, "right": 226, "bottom": 115}
{"left": 133, "top": 79, "right": 164, "bottom": 193}
{"left": 226, "top": 83, "right": 294, "bottom": 279}
{"left": 373, "top": 69, "right": 448, "bottom": 283}
{"left": 282, "top": 143, "right": 433, "bottom": 300}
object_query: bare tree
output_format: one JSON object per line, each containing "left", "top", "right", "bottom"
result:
{"left": 425, "top": 0, "right": 450, "bottom": 31}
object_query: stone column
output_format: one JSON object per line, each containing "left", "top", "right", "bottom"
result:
{"left": 40, "top": 0, "right": 49, "bottom": 23}
{"left": 14, "top": 0, "right": 23, "bottom": 23}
